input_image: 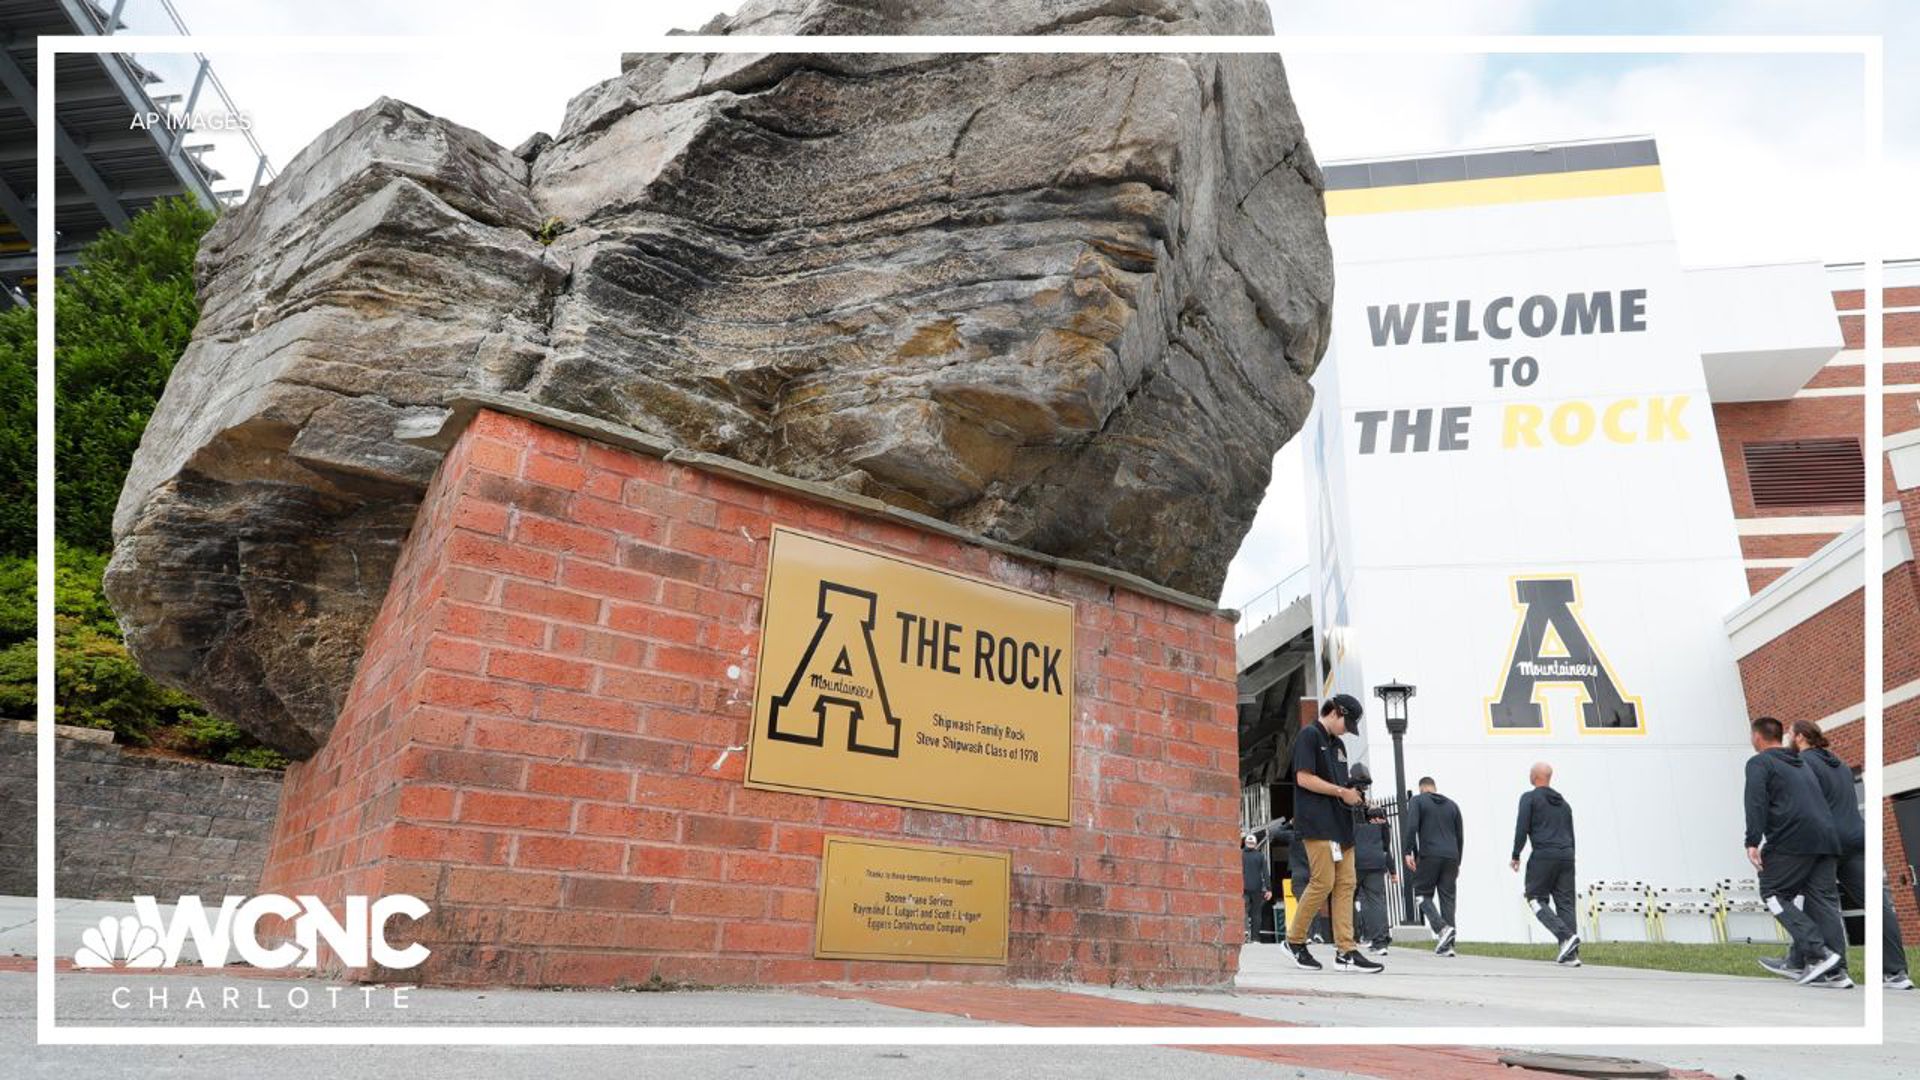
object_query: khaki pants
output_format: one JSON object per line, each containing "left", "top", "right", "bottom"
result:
{"left": 1287, "top": 838, "right": 1357, "bottom": 951}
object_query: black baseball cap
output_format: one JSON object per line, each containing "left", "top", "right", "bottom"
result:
{"left": 1323, "top": 693, "right": 1364, "bottom": 721}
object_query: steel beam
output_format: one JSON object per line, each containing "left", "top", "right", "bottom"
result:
{"left": 0, "top": 44, "right": 129, "bottom": 228}
{"left": 0, "top": 173, "right": 32, "bottom": 239}
{"left": 53, "top": 0, "right": 218, "bottom": 208}
{"left": 0, "top": 250, "right": 80, "bottom": 275}
{"left": 50, "top": 123, "right": 128, "bottom": 227}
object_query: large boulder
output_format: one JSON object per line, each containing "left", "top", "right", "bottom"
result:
{"left": 106, "top": 0, "right": 1334, "bottom": 757}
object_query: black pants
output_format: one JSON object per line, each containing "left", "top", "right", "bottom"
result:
{"left": 1414, "top": 855, "right": 1459, "bottom": 932}
{"left": 1887, "top": 882, "right": 1912, "bottom": 979}
{"left": 1356, "top": 870, "right": 1391, "bottom": 946}
{"left": 1524, "top": 854, "right": 1578, "bottom": 944}
{"left": 1760, "top": 851, "right": 1845, "bottom": 967}
{"left": 1244, "top": 890, "right": 1267, "bottom": 942}
{"left": 1787, "top": 850, "right": 1911, "bottom": 978}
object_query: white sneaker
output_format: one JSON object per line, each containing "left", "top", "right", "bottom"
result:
{"left": 1887, "top": 973, "right": 1915, "bottom": 990}
{"left": 1435, "top": 926, "right": 1456, "bottom": 953}
{"left": 1795, "top": 950, "right": 1843, "bottom": 985}
{"left": 1808, "top": 971, "right": 1854, "bottom": 990}
{"left": 1555, "top": 934, "right": 1581, "bottom": 963}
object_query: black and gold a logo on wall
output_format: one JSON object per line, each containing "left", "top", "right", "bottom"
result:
{"left": 767, "top": 581, "right": 903, "bottom": 757}
{"left": 1485, "top": 575, "right": 1645, "bottom": 736}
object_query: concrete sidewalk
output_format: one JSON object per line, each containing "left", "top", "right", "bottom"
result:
{"left": 0, "top": 897, "right": 205, "bottom": 965}
{"left": 1220, "top": 939, "right": 1877, "bottom": 1027}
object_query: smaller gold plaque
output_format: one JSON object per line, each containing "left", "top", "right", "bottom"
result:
{"left": 814, "top": 836, "right": 1010, "bottom": 965}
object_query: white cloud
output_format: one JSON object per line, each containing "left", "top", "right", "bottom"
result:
{"left": 1466, "top": 55, "right": 1874, "bottom": 265}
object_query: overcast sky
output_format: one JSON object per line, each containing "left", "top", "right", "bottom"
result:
{"left": 138, "top": 0, "right": 1914, "bottom": 606}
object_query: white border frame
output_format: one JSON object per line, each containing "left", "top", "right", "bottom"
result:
{"left": 35, "top": 31, "right": 1885, "bottom": 1048}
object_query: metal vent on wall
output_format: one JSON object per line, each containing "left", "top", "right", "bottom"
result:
{"left": 1742, "top": 438, "right": 1867, "bottom": 509}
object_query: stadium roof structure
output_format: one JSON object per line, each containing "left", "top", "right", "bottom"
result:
{"left": 0, "top": 0, "right": 273, "bottom": 304}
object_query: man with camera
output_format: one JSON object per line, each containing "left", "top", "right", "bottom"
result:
{"left": 1284, "top": 693, "right": 1383, "bottom": 973}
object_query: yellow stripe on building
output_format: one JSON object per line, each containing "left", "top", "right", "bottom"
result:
{"left": 1325, "top": 165, "right": 1665, "bottom": 217}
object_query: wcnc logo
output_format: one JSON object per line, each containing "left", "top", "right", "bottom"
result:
{"left": 72, "top": 894, "right": 430, "bottom": 971}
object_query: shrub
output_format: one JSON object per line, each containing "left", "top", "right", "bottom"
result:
{"left": 54, "top": 196, "right": 215, "bottom": 552}
{"left": 0, "top": 639, "right": 31, "bottom": 719}
{"left": 8, "top": 198, "right": 283, "bottom": 769}
{"left": 0, "top": 553, "right": 31, "bottom": 645}
{"left": 0, "top": 306, "right": 30, "bottom": 559}
{"left": 171, "top": 710, "right": 289, "bottom": 770}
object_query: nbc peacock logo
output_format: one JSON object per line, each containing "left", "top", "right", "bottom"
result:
{"left": 73, "top": 914, "right": 170, "bottom": 969}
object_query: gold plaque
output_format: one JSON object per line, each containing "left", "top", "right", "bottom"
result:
{"left": 814, "top": 836, "right": 1010, "bottom": 964}
{"left": 746, "top": 527, "right": 1073, "bottom": 825}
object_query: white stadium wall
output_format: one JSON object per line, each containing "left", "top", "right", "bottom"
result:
{"left": 1306, "top": 140, "right": 1757, "bottom": 944}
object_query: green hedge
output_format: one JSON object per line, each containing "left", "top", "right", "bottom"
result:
{"left": 55, "top": 196, "right": 215, "bottom": 552}
{"left": 0, "top": 545, "right": 285, "bottom": 769}
{"left": 0, "top": 196, "right": 286, "bottom": 770}
{"left": 0, "top": 306, "right": 31, "bottom": 559}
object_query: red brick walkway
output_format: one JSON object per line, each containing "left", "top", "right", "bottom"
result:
{"left": 813, "top": 985, "right": 1723, "bottom": 1079}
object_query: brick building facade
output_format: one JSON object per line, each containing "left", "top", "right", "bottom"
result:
{"left": 258, "top": 403, "right": 1245, "bottom": 988}
{"left": 1719, "top": 260, "right": 1920, "bottom": 943}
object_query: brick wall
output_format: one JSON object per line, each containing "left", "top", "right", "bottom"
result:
{"left": 0, "top": 725, "right": 283, "bottom": 900}
{"left": 1711, "top": 288, "right": 1917, "bottom": 594}
{"left": 1735, "top": 589, "right": 1866, "bottom": 727}
{"left": 258, "top": 408, "right": 1243, "bottom": 989}
{"left": 1734, "top": 546, "right": 1920, "bottom": 942}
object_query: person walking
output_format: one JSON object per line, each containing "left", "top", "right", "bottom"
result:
{"left": 1241, "top": 831, "right": 1273, "bottom": 944}
{"left": 1259, "top": 817, "right": 1330, "bottom": 944}
{"left": 1510, "top": 762, "right": 1580, "bottom": 967}
{"left": 1405, "top": 776, "right": 1464, "bottom": 956}
{"left": 1283, "top": 694, "right": 1383, "bottom": 973}
{"left": 1773, "top": 719, "right": 1909, "bottom": 989}
{"left": 1349, "top": 763, "right": 1395, "bottom": 955}
{"left": 1743, "top": 716, "right": 1848, "bottom": 987}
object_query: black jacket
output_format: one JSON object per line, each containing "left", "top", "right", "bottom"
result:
{"left": 1264, "top": 821, "right": 1309, "bottom": 883}
{"left": 1512, "top": 786, "right": 1575, "bottom": 860}
{"left": 1743, "top": 746, "right": 1840, "bottom": 855}
{"left": 1802, "top": 747, "right": 1864, "bottom": 854}
{"left": 1406, "top": 792, "right": 1464, "bottom": 860}
{"left": 1353, "top": 817, "right": 1393, "bottom": 873}
{"left": 1241, "top": 845, "right": 1271, "bottom": 893}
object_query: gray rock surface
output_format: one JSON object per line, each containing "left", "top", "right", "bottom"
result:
{"left": 107, "top": 0, "right": 1334, "bottom": 757}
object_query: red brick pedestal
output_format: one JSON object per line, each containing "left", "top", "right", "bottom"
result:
{"left": 258, "top": 405, "right": 1244, "bottom": 988}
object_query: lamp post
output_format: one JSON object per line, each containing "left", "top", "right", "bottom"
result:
{"left": 1374, "top": 679, "right": 1417, "bottom": 925}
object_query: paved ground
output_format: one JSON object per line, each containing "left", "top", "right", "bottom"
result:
{"left": 1226, "top": 939, "right": 1874, "bottom": 1027}
{"left": 4, "top": 897, "right": 1917, "bottom": 1078}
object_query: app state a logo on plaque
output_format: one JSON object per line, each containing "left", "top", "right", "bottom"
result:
{"left": 745, "top": 528, "right": 1074, "bottom": 826}
{"left": 1486, "top": 574, "right": 1645, "bottom": 735}
{"left": 766, "top": 581, "right": 903, "bottom": 757}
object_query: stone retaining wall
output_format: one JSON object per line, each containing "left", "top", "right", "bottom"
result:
{"left": 0, "top": 724, "right": 283, "bottom": 900}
